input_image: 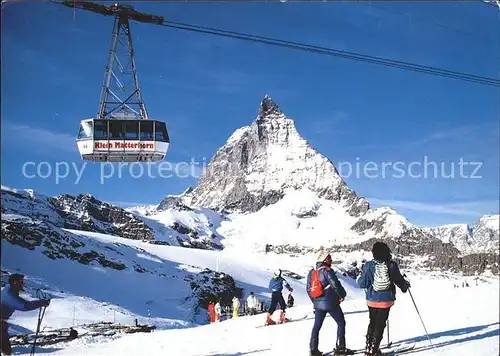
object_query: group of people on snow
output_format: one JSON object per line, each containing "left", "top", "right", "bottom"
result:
{"left": 305, "top": 242, "right": 410, "bottom": 356}
{"left": 208, "top": 291, "right": 276, "bottom": 323}
{"left": 257, "top": 241, "right": 409, "bottom": 356}
{"left": 207, "top": 297, "right": 241, "bottom": 322}
{"left": 2, "top": 241, "right": 408, "bottom": 356}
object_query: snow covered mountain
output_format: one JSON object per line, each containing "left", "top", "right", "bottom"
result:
{"left": 424, "top": 215, "right": 499, "bottom": 254}
{"left": 424, "top": 224, "right": 474, "bottom": 253}
{"left": 176, "top": 96, "right": 497, "bottom": 272}
{"left": 180, "top": 96, "right": 425, "bottom": 248}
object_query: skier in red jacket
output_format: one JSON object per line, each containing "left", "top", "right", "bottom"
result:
{"left": 208, "top": 302, "right": 215, "bottom": 323}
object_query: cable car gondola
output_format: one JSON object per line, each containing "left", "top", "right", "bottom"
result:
{"left": 76, "top": 118, "right": 169, "bottom": 162}
{"left": 68, "top": 1, "right": 169, "bottom": 162}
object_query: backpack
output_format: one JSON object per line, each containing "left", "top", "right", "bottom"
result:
{"left": 373, "top": 261, "right": 391, "bottom": 292}
{"left": 309, "top": 269, "right": 324, "bottom": 298}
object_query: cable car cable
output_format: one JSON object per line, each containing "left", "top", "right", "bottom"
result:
{"left": 158, "top": 20, "right": 500, "bottom": 87}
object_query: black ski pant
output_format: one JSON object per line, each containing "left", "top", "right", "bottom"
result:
{"left": 367, "top": 306, "right": 391, "bottom": 349}
{"left": 268, "top": 292, "right": 286, "bottom": 314}
{"left": 1, "top": 321, "right": 12, "bottom": 355}
{"left": 310, "top": 306, "right": 346, "bottom": 351}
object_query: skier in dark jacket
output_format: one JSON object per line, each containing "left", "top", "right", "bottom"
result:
{"left": 306, "top": 251, "right": 354, "bottom": 356}
{"left": 357, "top": 242, "right": 410, "bottom": 356}
{"left": 1, "top": 274, "right": 50, "bottom": 355}
{"left": 265, "top": 269, "right": 293, "bottom": 325}
{"left": 287, "top": 293, "right": 294, "bottom": 308}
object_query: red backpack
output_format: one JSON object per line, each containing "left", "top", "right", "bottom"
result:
{"left": 309, "top": 268, "right": 324, "bottom": 298}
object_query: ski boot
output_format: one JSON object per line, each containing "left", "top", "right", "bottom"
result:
{"left": 368, "top": 336, "right": 383, "bottom": 356}
{"left": 364, "top": 334, "right": 374, "bottom": 356}
{"left": 279, "top": 310, "right": 289, "bottom": 323}
{"left": 265, "top": 313, "right": 276, "bottom": 326}
{"left": 309, "top": 349, "right": 323, "bottom": 356}
{"left": 333, "top": 346, "right": 355, "bottom": 355}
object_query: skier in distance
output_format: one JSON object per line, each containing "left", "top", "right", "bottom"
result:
{"left": 265, "top": 269, "right": 293, "bottom": 325}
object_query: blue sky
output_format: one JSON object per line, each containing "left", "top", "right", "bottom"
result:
{"left": 2, "top": 1, "right": 499, "bottom": 227}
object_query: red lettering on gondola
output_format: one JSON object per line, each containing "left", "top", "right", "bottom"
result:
{"left": 94, "top": 142, "right": 155, "bottom": 150}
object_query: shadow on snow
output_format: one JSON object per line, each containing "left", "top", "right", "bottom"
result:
{"left": 205, "top": 348, "right": 271, "bottom": 356}
{"left": 397, "top": 322, "right": 499, "bottom": 354}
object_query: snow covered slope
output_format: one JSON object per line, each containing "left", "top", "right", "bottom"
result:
{"left": 214, "top": 190, "right": 420, "bottom": 252}
{"left": 10, "top": 269, "right": 500, "bottom": 356}
{"left": 2, "top": 219, "right": 243, "bottom": 329}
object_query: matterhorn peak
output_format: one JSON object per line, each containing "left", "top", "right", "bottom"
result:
{"left": 257, "top": 94, "right": 282, "bottom": 118}
{"left": 187, "top": 96, "right": 368, "bottom": 216}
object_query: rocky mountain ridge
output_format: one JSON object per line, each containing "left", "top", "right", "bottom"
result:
{"left": 424, "top": 215, "right": 499, "bottom": 254}
{"left": 1, "top": 186, "right": 222, "bottom": 250}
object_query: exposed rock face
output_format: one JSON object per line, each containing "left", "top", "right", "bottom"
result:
{"left": 184, "top": 269, "right": 242, "bottom": 310}
{"left": 180, "top": 95, "right": 497, "bottom": 275}
{"left": 51, "top": 194, "right": 154, "bottom": 240}
{"left": 157, "top": 188, "right": 194, "bottom": 212}
{"left": 2, "top": 218, "right": 127, "bottom": 271}
{"left": 338, "top": 236, "right": 499, "bottom": 276}
{"left": 2, "top": 188, "right": 154, "bottom": 241}
{"left": 187, "top": 95, "right": 369, "bottom": 217}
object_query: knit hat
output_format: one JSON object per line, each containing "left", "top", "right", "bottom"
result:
{"left": 316, "top": 250, "right": 330, "bottom": 263}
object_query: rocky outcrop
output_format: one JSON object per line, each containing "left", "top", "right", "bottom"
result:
{"left": 157, "top": 189, "right": 193, "bottom": 212}
{"left": 2, "top": 188, "right": 154, "bottom": 241}
{"left": 1, "top": 218, "right": 127, "bottom": 271}
{"left": 51, "top": 194, "right": 154, "bottom": 240}
{"left": 187, "top": 96, "right": 369, "bottom": 217}
{"left": 184, "top": 269, "right": 242, "bottom": 310}
{"left": 338, "top": 237, "right": 499, "bottom": 275}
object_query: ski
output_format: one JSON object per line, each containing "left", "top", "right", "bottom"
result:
{"left": 381, "top": 343, "right": 415, "bottom": 355}
{"left": 256, "top": 315, "right": 308, "bottom": 328}
{"left": 323, "top": 342, "right": 414, "bottom": 355}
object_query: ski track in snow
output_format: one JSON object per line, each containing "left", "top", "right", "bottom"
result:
{"left": 2, "top": 230, "right": 499, "bottom": 356}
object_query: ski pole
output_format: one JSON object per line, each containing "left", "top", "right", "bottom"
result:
{"left": 30, "top": 289, "right": 49, "bottom": 356}
{"left": 404, "top": 275, "right": 435, "bottom": 351}
{"left": 30, "top": 305, "right": 47, "bottom": 356}
{"left": 386, "top": 319, "right": 390, "bottom": 347}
